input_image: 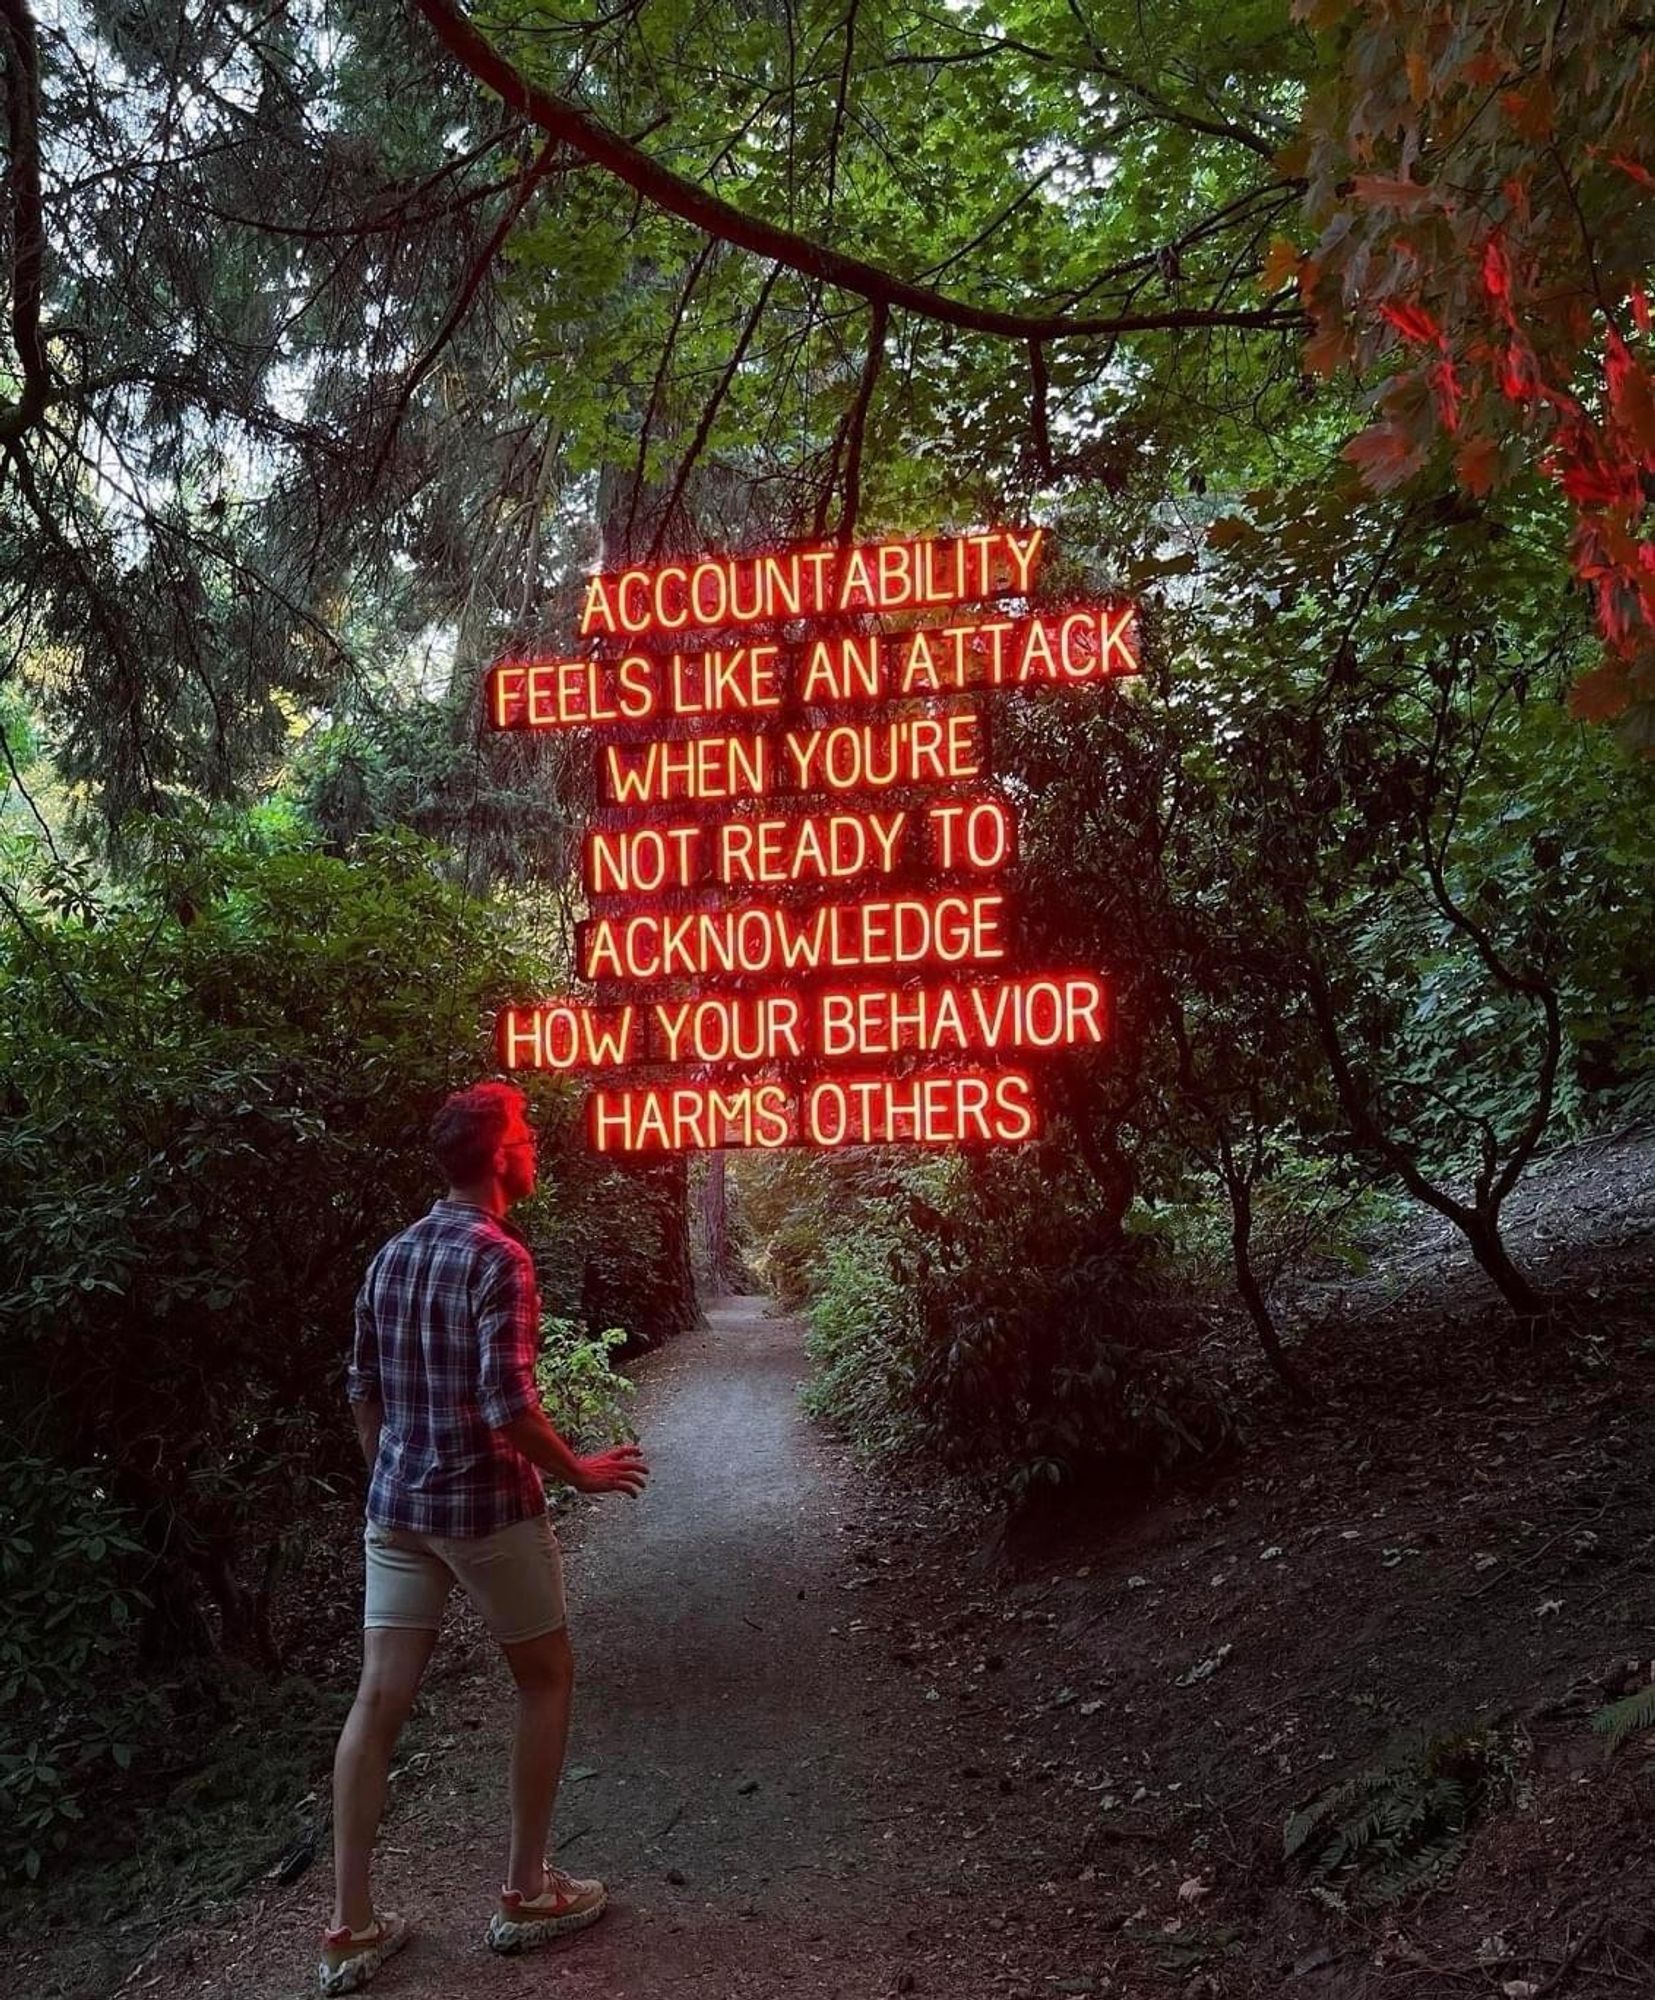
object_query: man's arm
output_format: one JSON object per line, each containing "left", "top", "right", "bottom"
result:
{"left": 478, "top": 1243, "right": 648, "bottom": 1497}
{"left": 347, "top": 1261, "right": 383, "bottom": 1471}
{"left": 352, "top": 1395, "right": 383, "bottom": 1470}
{"left": 498, "top": 1407, "right": 647, "bottom": 1496}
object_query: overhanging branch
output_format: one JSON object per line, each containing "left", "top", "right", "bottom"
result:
{"left": 411, "top": 0, "right": 1306, "bottom": 345}
{"left": 0, "top": 0, "right": 48, "bottom": 444}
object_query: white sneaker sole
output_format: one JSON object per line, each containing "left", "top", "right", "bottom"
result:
{"left": 317, "top": 1921, "right": 410, "bottom": 1994}
{"left": 486, "top": 1891, "right": 607, "bottom": 1953}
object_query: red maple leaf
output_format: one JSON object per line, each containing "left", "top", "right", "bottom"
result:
{"left": 1379, "top": 301, "right": 1442, "bottom": 347}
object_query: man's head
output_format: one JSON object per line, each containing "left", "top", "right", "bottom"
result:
{"left": 431, "top": 1080, "right": 537, "bottom": 1208}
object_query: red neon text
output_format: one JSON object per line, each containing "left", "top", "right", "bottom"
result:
{"left": 896, "top": 604, "right": 1139, "bottom": 693}
{"left": 805, "top": 1070, "right": 1037, "bottom": 1146}
{"left": 590, "top": 1081, "right": 797, "bottom": 1152}
{"left": 488, "top": 606, "right": 1136, "bottom": 732}
{"left": 652, "top": 993, "right": 805, "bottom": 1064}
{"left": 600, "top": 713, "right": 982, "bottom": 806}
{"left": 494, "top": 973, "right": 1103, "bottom": 1071}
{"left": 499, "top": 1003, "right": 638, "bottom": 1071}
{"left": 816, "top": 973, "right": 1104, "bottom": 1058}
{"left": 926, "top": 797, "right": 1013, "bottom": 871}
{"left": 585, "top": 809, "right": 913, "bottom": 894}
{"left": 587, "top": 1069, "right": 1040, "bottom": 1152}
{"left": 579, "top": 891, "right": 1008, "bottom": 981}
{"left": 489, "top": 654, "right": 657, "bottom": 730}
{"left": 578, "top": 530, "right": 1045, "bottom": 638}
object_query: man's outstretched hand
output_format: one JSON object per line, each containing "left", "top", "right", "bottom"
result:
{"left": 573, "top": 1443, "right": 649, "bottom": 1497}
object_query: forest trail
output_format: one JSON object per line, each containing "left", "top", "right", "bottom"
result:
{"left": 103, "top": 1134, "right": 1655, "bottom": 2000}
{"left": 138, "top": 1296, "right": 1007, "bottom": 2000}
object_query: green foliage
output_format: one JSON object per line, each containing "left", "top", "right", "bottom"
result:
{"left": 801, "top": 1224, "right": 924, "bottom": 1461}
{"left": 496, "top": 0, "right": 1316, "bottom": 534}
{"left": 536, "top": 1317, "right": 636, "bottom": 1453}
{"left": 1590, "top": 1682, "right": 1655, "bottom": 1756}
{"left": 0, "top": 815, "right": 550, "bottom": 1677}
{"left": 1284, "top": 1726, "right": 1522, "bottom": 1910}
{"left": 776, "top": 1149, "right": 1235, "bottom": 1500}
{"left": 0, "top": 1459, "right": 157, "bottom": 1881}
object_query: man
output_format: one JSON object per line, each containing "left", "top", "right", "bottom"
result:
{"left": 322, "top": 1080, "right": 648, "bottom": 1996}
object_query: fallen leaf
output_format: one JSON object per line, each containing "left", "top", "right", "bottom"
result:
{"left": 1176, "top": 1643, "right": 1233, "bottom": 1688}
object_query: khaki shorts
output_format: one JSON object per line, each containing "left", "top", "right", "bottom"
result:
{"left": 363, "top": 1513, "right": 567, "bottom": 1646}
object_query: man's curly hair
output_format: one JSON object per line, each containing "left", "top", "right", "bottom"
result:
{"left": 430, "top": 1080, "right": 526, "bottom": 1184}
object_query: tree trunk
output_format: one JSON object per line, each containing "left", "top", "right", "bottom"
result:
{"left": 700, "top": 1150, "right": 732, "bottom": 1295}
{"left": 1301, "top": 963, "right": 1552, "bottom": 1334}
{"left": 1222, "top": 1164, "right": 1311, "bottom": 1403}
{"left": 1463, "top": 1207, "right": 1551, "bottom": 1328}
{"left": 647, "top": 1154, "right": 702, "bottom": 1336}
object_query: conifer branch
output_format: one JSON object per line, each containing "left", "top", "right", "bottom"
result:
{"left": 0, "top": 0, "right": 49, "bottom": 444}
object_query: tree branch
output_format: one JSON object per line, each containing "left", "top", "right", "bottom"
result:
{"left": 367, "top": 138, "right": 565, "bottom": 492}
{"left": 625, "top": 237, "right": 718, "bottom": 551}
{"left": 1029, "top": 337, "right": 1052, "bottom": 477}
{"left": 647, "top": 262, "right": 783, "bottom": 559}
{"left": 411, "top": 0, "right": 1306, "bottom": 344}
{"left": 1060, "top": 0, "right": 1286, "bottom": 160}
{"left": 836, "top": 297, "right": 887, "bottom": 543}
{"left": 0, "top": 0, "right": 49, "bottom": 444}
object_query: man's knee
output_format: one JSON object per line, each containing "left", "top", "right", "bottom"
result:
{"left": 351, "top": 1626, "right": 435, "bottom": 1733}
{"left": 504, "top": 1624, "right": 573, "bottom": 1694}
{"left": 351, "top": 1672, "right": 422, "bottom": 1735}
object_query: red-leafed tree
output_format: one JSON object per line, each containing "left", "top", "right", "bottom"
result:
{"left": 1293, "top": 0, "right": 1655, "bottom": 739}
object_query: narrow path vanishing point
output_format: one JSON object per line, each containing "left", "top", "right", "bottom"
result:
{"left": 161, "top": 1296, "right": 965, "bottom": 2000}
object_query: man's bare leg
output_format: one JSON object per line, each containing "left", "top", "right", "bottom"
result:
{"left": 500, "top": 1626, "right": 575, "bottom": 1896}
{"left": 331, "top": 1627, "right": 438, "bottom": 1931}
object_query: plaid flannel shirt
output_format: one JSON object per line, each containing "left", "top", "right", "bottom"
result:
{"left": 348, "top": 1199, "right": 545, "bottom": 1537}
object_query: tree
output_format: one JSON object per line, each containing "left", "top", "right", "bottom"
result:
{"left": 414, "top": 0, "right": 1313, "bottom": 542}
{"left": 0, "top": 0, "right": 583, "bottom": 833}
{"left": 1200, "top": 468, "right": 1655, "bottom": 1322}
{"left": 1293, "top": 0, "right": 1655, "bottom": 738}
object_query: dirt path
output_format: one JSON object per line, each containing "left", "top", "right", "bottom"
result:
{"left": 143, "top": 1296, "right": 994, "bottom": 2000}
{"left": 73, "top": 1133, "right": 1655, "bottom": 2000}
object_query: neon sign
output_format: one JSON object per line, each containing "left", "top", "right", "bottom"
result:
{"left": 489, "top": 603, "right": 1140, "bottom": 731}
{"left": 577, "top": 530, "right": 1046, "bottom": 638}
{"left": 578, "top": 891, "right": 1009, "bottom": 982}
{"left": 498, "top": 975, "right": 1107, "bottom": 1074}
{"left": 581, "top": 798, "right": 1014, "bottom": 895}
{"left": 489, "top": 527, "right": 1136, "bottom": 1152}
{"left": 585, "top": 1069, "right": 1040, "bottom": 1153}
{"left": 597, "top": 711, "right": 986, "bottom": 806}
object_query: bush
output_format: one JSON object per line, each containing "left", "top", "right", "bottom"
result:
{"left": 0, "top": 816, "right": 551, "bottom": 1672}
{"left": 801, "top": 1224, "right": 922, "bottom": 1459}
{"left": 536, "top": 1317, "right": 636, "bottom": 1453}
{"left": 788, "top": 1149, "right": 1235, "bottom": 1503}
{"left": 0, "top": 1458, "right": 157, "bottom": 1880}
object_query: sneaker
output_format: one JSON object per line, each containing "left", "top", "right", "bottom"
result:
{"left": 317, "top": 1912, "right": 409, "bottom": 1995}
{"left": 485, "top": 1864, "right": 608, "bottom": 1952}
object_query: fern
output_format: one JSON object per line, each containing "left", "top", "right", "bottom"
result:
{"left": 1283, "top": 1727, "right": 1517, "bottom": 1912}
{"left": 1591, "top": 1683, "right": 1655, "bottom": 1754}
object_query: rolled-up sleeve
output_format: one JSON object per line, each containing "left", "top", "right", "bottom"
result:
{"left": 476, "top": 1243, "right": 541, "bottom": 1429}
{"left": 347, "top": 1264, "right": 381, "bottom": 1405}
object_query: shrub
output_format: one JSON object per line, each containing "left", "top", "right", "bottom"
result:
{"left": 801, "top": 1223, "right": 922, "bottom": 1459}
{"left": 536, "top": 1317, "right": 636, "bottom": 1453}
{"left": 0, "top": 1458, "right": 157, "bottom": 1880}
{"left": 790, "top": 1149, "right": 1234, "bottom": 1502}
{"left": 0, "top": 817, "right": 551, "bottom": 1669}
